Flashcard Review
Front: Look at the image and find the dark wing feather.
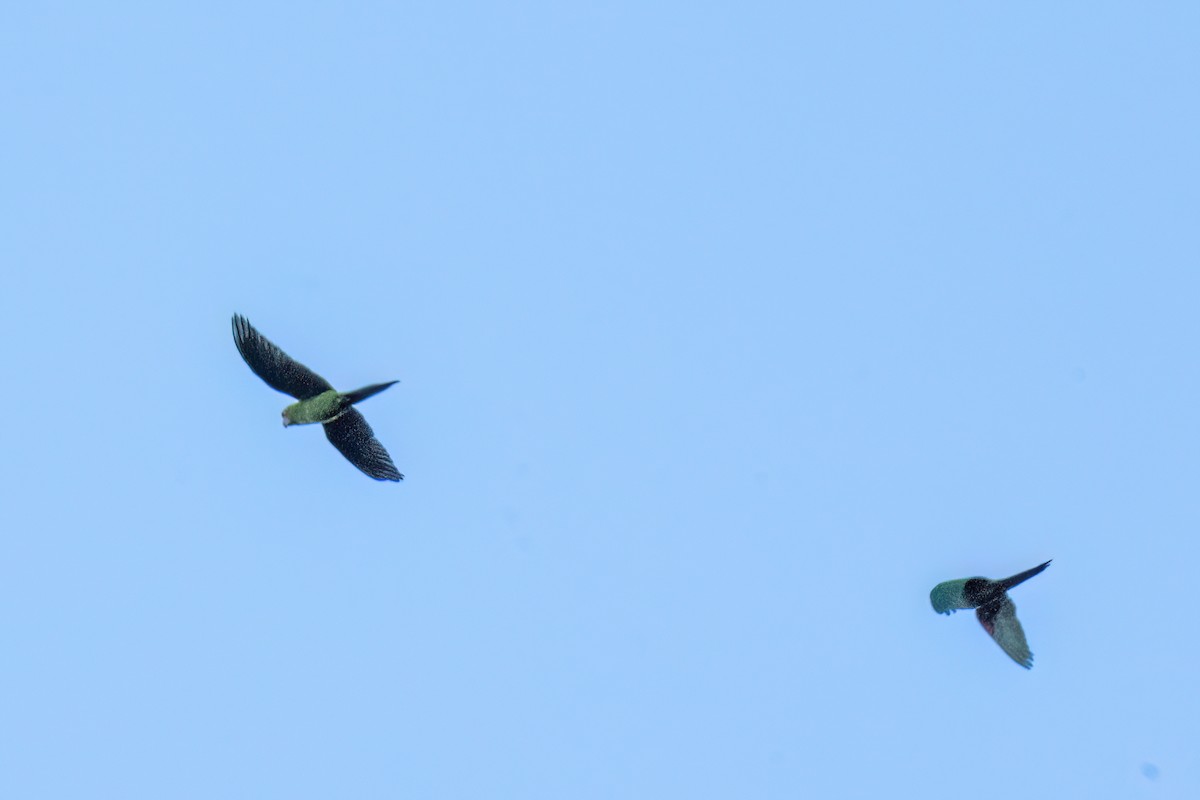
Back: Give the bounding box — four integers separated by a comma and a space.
323, 408, 403, 481
977, 596, 1033, 668
232, 314, 333, 400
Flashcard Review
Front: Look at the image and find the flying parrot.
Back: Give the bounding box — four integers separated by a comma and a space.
232, 313, 403, 481
930, 561, 1051, 668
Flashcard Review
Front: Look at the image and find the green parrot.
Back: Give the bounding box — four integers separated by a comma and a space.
232, 314, 403, 481
930, 560, 1050, 668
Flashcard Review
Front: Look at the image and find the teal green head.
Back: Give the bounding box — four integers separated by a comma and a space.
282, 403, 301, 427
930, 579, 971, 614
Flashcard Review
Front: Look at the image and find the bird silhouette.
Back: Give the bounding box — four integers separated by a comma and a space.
232, 314, 403, 481
930, 561, 1050, 668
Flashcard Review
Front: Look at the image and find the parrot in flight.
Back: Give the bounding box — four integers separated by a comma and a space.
232, 313, 403, 481
930, 560, 1050, 668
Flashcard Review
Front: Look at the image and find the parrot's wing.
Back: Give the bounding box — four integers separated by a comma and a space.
232, 314, 334, 400
324, 408, 403, 481
976, 595, 1033, 668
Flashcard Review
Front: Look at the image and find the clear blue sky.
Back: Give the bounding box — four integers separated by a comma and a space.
2, 3, 1197, 797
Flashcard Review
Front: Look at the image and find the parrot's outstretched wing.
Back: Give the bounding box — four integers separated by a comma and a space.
977, 596, 1033, 668
232, 314, 333, 400
324, 409, 403, 481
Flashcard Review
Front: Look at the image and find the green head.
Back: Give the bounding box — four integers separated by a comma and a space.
930, 579, 971, 614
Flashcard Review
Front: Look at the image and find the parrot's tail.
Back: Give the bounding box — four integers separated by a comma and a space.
998, 560, 1051, 592
344, 381, 399, 405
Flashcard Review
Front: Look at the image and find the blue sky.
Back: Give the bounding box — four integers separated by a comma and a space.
2, 3, 1198, 797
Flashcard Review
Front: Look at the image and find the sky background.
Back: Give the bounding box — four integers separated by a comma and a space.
2, 3, 1198, 798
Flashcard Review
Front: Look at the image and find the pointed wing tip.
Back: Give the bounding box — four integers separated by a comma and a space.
376, 461, 403, 481
231, 314, 256, 350
350, 458, 403, 482
232, 315, 334, 399
324, 409, 404, 482
342, 457, 404, 482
